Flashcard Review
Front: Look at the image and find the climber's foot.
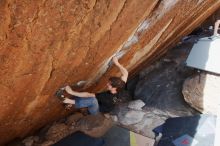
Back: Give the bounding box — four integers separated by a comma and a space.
55, 88, 65, 101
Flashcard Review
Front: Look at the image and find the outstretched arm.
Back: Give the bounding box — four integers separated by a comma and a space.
64, 86, 95, 98
214, 20, 220, 36
112, 56, 128, 83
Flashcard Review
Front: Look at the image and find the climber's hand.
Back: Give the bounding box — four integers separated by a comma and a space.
112, 56, 119, 65
214, 20, 220, 36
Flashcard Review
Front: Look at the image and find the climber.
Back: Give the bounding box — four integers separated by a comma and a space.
58, 56, 128, 115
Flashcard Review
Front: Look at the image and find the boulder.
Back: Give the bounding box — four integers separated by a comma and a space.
66, 113, 84, 126
1, 0, 220, 144
133, 112, 165, 138
115, 104, 166, 138
22, 136, 39, 146
45, 123, 71, 142
119, 110, 146, 125
25, 114, 113, 145
116, 37, 201, 138
134, 43, 198, 117
128, 100, 145, 110
182, 73, 220, 115
76, 114, 113, 138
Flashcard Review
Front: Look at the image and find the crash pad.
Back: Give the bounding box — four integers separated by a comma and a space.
157, 114, 217, 146
53, 131, 104, 146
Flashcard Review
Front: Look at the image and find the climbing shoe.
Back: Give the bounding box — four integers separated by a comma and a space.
55, 88, 65, 101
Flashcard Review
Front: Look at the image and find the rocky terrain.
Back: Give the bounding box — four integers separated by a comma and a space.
8, 32, 215, 146
1, 0, 220, 144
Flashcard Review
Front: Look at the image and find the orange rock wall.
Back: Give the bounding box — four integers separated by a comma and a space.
0, 0, 220, 144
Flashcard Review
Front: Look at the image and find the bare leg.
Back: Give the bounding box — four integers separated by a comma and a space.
63, 98, 75, 104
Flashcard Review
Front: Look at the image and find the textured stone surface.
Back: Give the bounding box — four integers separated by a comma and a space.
12, 113, 112, 146
45, 123, 71, 141
119, 110, 145, 125
133, 112, 166, 138
182, 73, 220, 115
66, 112, 84, 126
22, 136, 39, 146
134, 41, 198, 117
0, 0, 220, 144
114, 104, 167, 138
78, 114, 113, 138
111, 36, 202, 138
128, 99, 145, 110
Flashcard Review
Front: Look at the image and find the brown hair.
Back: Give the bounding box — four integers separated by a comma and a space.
109, 77, 125, 92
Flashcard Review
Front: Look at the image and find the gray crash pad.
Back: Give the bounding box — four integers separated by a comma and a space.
186, 35, 220, 74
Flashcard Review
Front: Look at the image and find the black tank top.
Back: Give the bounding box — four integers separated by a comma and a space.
95, 91, 119, 113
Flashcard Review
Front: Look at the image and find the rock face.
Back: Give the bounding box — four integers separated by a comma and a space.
0, 0, 220, 144
113, 39, 200, 138
133, 41, 198, 117
16, 113, 112, 146
119, 110, 146, 125
182, 73, 220, 115
128, 99, 145, 110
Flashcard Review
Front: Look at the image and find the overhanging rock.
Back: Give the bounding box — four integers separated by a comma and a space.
0, 0, 220, 144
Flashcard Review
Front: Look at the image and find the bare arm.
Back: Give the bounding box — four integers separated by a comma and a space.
64, 86, 95, 98
214, 20, 220, 36
112, 56, 128, 83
